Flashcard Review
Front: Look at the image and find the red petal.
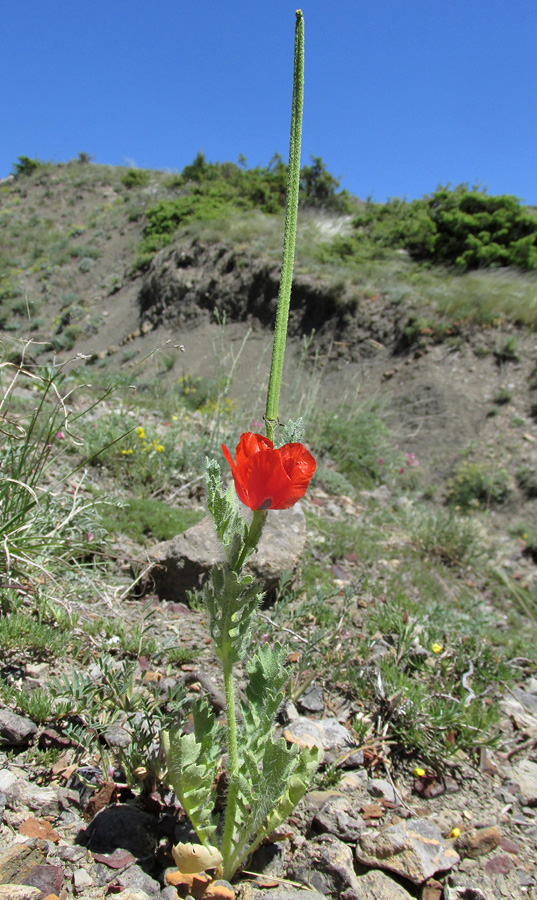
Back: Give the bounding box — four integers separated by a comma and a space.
235, 432, 273, 473
222, 442, 249, 506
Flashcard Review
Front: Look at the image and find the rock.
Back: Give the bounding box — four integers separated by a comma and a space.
368, 777, 398, 804
21, 864, 64, 897
444, 884, 491, 900
19, 816, 60, 843
313, 795, 365, 842
103, 723, 132, 748
258, 891, 327, 900
0, 709, 37, 745
114, 892, 151, 900
297, 684, 324, 713
161, 889, 180, 900
288, 833, 363, 900
204, 880, 235, 899
499, 696, 537, 732
420, 878, 444, 900
283, 716, 354, 763
78, 803, 160, 857
0, 839, 47, 883
118, 863, 161, 895
149, 505, 306, 602
73, 867, 93, 893
510, 759, 537, 806
508, 687, 537, 715
354, 869, 415, 899
483, 853, 515, 875
91, 848, 136, 869
0, 888, 41, 900
356, 817, 460, 884
454, 825, 502, 859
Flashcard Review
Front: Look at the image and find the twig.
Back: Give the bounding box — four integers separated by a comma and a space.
257, 610, 310, 645
461, 660, 476, 707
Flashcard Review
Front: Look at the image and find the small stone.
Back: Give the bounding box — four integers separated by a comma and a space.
368, 777, 398, 804
420, 878, 444, 900
484, 854, 515, 875
499, 837, 520, 853
161, 889, 180, 900
288, 833, 363, 899
57, 845, 88, 863
0, 709, 38, 745
204, 879, 235, 899
313, 795, 365, 842
21, 864, 64, 897
73, 868, 94, 893
118, 862, 161, 895
455, 825, 502, 859
0, 840, 47, 883
92, 847, 135, 869
510, 759, 537, 806
356, 817, 460, 884
114, 892, 151, 900
355, 869, 415, 899
297, 684, 324, 713
19, 816, 60, 843
259, 892, 326, 900
0, 888, 41, 899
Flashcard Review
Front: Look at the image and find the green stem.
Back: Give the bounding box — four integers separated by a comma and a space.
265, 10, 304, 444
220, 646, 239, 872
233, 508, 267, 572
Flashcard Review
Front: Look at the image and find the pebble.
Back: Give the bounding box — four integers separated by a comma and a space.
73, 867, 94, 892
368, 777, 398, 804
454, 825, 502, 859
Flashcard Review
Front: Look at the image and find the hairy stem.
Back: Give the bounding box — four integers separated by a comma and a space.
220, 646, 239, 873
265, 10, 304, 443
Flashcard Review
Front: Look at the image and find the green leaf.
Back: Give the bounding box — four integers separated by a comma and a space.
203, 565, 263, 664
205, 458, 246, 565
161, 699, 220, 845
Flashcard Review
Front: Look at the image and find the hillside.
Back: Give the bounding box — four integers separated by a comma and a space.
1, 159, 537, 899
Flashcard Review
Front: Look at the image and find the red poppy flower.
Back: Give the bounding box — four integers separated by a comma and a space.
222, 432, 316, 510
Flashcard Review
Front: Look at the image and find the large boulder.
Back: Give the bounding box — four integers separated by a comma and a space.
148, 504, 306, 603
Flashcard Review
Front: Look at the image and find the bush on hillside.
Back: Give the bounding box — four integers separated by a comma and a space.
12, 156, 46, 177
353, 185, 537, 270
136, 152, 349, 266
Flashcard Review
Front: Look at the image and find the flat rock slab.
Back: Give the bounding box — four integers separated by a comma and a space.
149, 505, 305, 602
0, 709, 37, 746
356, 817, 460, 884
510, 759, 537, 806
0, 839, 48, 884
0, 888, 41, 900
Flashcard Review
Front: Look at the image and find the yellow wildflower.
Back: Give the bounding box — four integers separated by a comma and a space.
413, 767, 426, 777
431, 642, 443, 654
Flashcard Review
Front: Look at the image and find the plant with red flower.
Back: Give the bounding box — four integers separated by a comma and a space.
222, 432, 316, 511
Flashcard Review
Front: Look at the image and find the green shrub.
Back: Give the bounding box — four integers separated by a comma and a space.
12, 156, 45, 177
312, 405, 400, 488
447, 460, 511, 508
351, 186, 537, 271
121, 168, 150, 189
516, 466, 537, 499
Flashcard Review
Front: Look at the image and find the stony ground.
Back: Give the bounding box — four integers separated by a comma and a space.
1, 165, 537, 899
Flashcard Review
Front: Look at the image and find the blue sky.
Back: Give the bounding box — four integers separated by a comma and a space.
2, 0, 536, 203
